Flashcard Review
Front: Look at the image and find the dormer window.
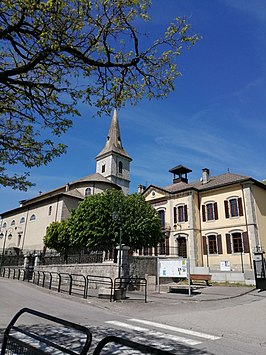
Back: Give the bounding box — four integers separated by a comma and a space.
102, 164, 105, 173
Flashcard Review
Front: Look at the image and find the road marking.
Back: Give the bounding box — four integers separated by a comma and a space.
105, 320, 202, 346
129, 319, 220, 340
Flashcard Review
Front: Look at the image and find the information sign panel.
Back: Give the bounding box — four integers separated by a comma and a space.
159, 259, 188, 278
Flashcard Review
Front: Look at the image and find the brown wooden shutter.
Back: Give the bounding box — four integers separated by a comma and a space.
184, 205, 188, 222
214, 202, 219, 220
202, 205, 206, 222
243, 232, 250, 253
226, 233, 232, 254
217, 234, 223, 254
238, 197, 243, 216
224, 200, 229, 218
173, 207, 177, 224
202, 236, 207, 255
165, 237, 169, 255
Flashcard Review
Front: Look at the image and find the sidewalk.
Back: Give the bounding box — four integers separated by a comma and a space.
146, 284, 257, 303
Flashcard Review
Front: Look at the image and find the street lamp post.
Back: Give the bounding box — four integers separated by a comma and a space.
112, 212, 123, 280
0, 228, 13, 271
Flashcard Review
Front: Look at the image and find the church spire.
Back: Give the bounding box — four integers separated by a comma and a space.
95, 109, 132, 195
96, 109, 131, 160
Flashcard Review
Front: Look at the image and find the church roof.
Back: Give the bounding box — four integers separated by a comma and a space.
96, 109, 131, 160
1, 173, 120, 215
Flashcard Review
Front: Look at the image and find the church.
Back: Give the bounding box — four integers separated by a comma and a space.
0, 110, 132, 251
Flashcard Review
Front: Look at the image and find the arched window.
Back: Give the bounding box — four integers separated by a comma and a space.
3, 222, 7, 228
20, 217, 25, 224
118, 161, 123, 174
85, 188, 91, 196
11, 220, 15, 226
30, 214, 36, 221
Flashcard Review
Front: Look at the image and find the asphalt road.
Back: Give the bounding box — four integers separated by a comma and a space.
1, 278, 266, 354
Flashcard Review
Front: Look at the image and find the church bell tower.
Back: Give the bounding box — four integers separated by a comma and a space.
95, 109, 132, 195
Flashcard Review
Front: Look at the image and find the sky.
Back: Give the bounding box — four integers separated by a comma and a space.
1, 0, 266, 213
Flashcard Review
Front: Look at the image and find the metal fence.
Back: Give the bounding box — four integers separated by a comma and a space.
1, 267, 147, 303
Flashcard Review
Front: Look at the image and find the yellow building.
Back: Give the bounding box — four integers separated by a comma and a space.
143, 165, 266, 282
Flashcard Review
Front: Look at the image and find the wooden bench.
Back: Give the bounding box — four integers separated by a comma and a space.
190, 274, 212, 286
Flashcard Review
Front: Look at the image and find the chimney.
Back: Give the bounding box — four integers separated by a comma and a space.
65, 183, 70, 192
202, 168, 210, 184
138, 184, 146, 194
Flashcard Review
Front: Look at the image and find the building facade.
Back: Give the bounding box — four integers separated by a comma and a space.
143, 165, 266, 276
0, 110, 131, 252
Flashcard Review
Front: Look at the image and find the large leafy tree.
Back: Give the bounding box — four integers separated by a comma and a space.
66, 189, 163, 250
0, 0, 199, 190
43, 220, 72, 261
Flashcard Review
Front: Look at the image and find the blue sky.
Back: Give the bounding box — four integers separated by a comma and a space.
1, 0, 266, 213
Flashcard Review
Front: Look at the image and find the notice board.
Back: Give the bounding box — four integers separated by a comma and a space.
159, 259, 188, 278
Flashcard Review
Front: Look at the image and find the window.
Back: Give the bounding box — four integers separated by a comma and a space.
85, 188, 91, 197
11, 220, 15, 226
17, 233, 22, 247
118, 161, 123, 174
3, 222, 7, 228
48, 206, 52, 216
202, 234, 222, 255
224, 197, 243, 218
226, 231, 249, 254
30, 214, 36, 221
102, 164, 105, 173
232, 233, 242, 252
20, 217, 25, 224
173, 204, 188, 223
202, 202, 218, 221
158, 210, 165, 229
177, 237, 187, 258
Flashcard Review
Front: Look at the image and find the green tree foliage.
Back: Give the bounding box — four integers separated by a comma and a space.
43, 220, 71, 260
66, 189, 163, 250
0, 0, 199, 190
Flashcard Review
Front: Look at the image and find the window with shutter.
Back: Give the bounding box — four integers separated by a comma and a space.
203, 202, 218, 221
208, 235, 217, 254
232, 232, 243, 252
225, 197, 244, 218
174, 205, 187, 223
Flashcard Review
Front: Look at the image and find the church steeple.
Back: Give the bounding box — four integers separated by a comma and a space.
96, 108, 131, 160
96, 109, 132, 195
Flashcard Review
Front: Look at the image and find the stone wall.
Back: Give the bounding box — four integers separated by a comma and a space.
35, 262, 119, 280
